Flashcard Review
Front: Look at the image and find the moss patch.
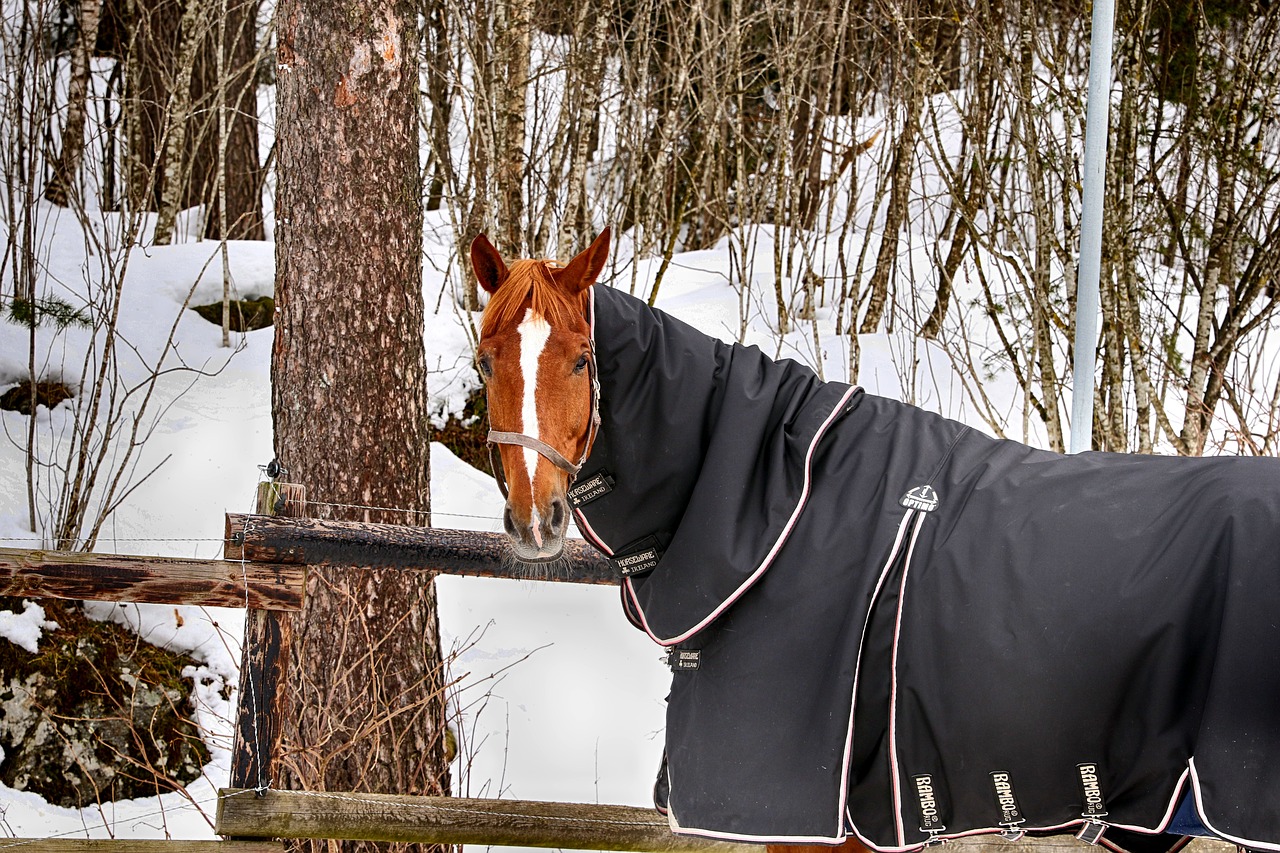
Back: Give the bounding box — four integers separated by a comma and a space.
0, 597, 211, 807
0, 380, 74, 414
191, 295, 275, 331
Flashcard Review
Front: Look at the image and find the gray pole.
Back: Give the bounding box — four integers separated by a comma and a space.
1068, 0, 1117, 454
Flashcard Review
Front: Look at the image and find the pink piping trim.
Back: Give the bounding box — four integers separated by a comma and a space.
627, 383, 860, 647
668, 816, 846, 846
887, 513, 927, 846
836, 510, 921, 838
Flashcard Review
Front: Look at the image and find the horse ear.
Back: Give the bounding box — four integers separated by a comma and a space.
553, 227, 611, 293
470, 233, 507, 295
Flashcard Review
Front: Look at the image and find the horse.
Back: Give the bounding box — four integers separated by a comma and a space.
471, 230, 1280, 853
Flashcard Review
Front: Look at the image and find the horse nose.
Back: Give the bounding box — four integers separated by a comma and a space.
503, 505, 520, 540
548, 497, 567, 533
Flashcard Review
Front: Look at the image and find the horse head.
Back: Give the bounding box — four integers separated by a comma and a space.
471, 229, 611, 563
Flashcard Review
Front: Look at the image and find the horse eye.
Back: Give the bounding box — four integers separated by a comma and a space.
478, 356, 493, 379
574, 354, 589, 374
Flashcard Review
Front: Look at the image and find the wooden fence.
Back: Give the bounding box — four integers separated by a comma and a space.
0, 481, 748, 853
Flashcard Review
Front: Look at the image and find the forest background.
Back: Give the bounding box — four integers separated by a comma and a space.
1, 0, 1279, 847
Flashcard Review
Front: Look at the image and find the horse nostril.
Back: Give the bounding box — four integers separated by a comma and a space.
549, 498, 567, 532
503, 505, 519, 539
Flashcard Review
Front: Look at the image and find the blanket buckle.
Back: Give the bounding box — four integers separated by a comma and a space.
1077, 820, 1107, 846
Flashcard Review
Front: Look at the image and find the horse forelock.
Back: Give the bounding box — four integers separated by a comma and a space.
480, 259, 589, 340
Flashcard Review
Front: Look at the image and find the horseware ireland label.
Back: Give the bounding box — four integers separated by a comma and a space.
1076, 763, 1109, 817
610, 537, 662, 576
913, 774, 947, 834
568, 470, 614, 506
900, 484, 940, 512
667, 649, 701, 671
990, 772, 1025, 827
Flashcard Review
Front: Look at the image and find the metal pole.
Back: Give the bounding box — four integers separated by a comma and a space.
1069, 0, 1117, 454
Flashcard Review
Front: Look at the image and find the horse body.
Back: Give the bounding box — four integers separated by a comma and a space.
474, 233, 1280, 853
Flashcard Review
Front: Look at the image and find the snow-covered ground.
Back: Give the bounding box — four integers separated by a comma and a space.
0, 174, 1027, 848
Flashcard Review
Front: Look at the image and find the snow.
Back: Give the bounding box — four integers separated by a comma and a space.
0, 601, 58, 654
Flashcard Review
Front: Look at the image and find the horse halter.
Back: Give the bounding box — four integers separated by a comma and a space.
486, 342, 602, 501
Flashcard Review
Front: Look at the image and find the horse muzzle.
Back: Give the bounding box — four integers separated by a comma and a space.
502, 495, 570, 563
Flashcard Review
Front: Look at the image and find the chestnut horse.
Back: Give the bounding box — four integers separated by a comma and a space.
472, 229, 867, 853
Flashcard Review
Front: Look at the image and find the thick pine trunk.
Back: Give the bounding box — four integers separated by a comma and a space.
273, 2, 449, 851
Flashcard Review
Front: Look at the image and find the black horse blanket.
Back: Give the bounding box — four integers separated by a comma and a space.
571, 285, 1280, 852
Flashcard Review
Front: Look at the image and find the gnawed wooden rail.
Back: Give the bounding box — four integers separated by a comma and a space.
224, 513, 617, 584
0, 547, 306, 610
215, 789, 753, 852
0, 840, 282, 852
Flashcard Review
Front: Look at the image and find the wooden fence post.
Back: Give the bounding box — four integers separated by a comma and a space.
229, 482, 306, 792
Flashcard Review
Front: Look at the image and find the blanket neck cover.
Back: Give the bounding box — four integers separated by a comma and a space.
571, 285, 1280, 853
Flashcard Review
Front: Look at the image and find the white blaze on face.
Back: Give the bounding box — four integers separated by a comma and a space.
517, 309, 551, 543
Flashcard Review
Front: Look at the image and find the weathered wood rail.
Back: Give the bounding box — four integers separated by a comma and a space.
224, 512, 616, 584
0, 841, 281, 852
0, 547, 305, 610
215, 789, 751, 852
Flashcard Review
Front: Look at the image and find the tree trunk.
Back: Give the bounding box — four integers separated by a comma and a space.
122, 0, 264, 240
199, 0, 265, 240
273, 3, 449, 852
497, 0, 532, 256
860, 39, 923, 334
150, 0, 206, 245
124, 0, 185, 214
44, 0, 102, 207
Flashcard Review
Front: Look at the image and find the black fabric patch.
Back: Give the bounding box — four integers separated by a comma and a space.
1077, 763, 1109, 817
568, 470, 614, 506
610, 536, 662, 577
990, 771, 1025, 827
912, 774, 946, 834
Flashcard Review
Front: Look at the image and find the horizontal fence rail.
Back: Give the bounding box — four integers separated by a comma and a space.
215, 789, 753, 852
0, 841, 282, 852
224, 513, 617, 584
0, 547, 306, 610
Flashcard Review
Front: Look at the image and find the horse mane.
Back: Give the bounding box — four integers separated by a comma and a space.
480, 259, 589, 338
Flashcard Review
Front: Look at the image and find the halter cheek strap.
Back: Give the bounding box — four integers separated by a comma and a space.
487, 288, 601, 500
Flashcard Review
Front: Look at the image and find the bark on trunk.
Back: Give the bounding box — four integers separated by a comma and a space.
273, 3, 449, 851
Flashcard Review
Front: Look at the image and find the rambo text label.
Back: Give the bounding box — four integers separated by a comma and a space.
913, 774, 946, 834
